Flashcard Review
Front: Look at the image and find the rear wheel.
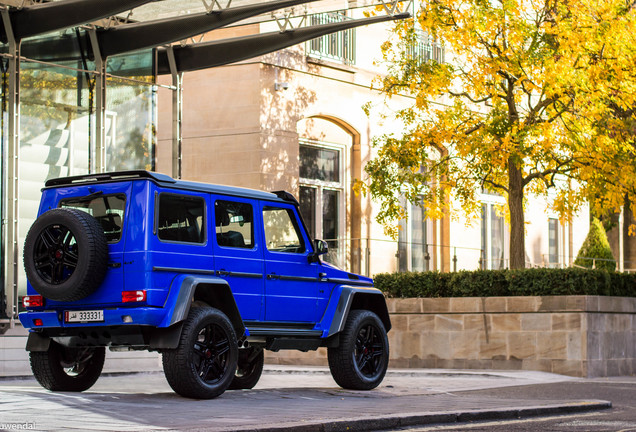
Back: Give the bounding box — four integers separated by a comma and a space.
162, 307, 238, 399
328, 310, 389, 390
30, 342, 105, 392
229, 347, 264, 390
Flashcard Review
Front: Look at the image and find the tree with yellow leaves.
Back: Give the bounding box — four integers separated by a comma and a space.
361, 0, 636, 269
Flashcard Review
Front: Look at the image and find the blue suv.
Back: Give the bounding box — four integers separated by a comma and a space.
19, 171, 391, 399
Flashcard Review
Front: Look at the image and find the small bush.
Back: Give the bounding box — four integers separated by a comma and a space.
574, 218, 616, 272
374, 268, 636, 298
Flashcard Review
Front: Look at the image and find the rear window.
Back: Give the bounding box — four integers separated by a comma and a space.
157, 194, 206, 244
60, 194, 126, 243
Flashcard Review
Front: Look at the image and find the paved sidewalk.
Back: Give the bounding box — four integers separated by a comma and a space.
0, 367, 610, 432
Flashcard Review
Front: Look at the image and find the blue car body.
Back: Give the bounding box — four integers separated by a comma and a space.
19, 171, 389, 352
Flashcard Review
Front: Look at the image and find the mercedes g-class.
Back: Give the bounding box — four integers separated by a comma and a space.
19, 171, 390, 399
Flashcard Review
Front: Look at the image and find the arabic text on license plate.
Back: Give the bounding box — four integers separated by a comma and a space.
65, 310, 104, 322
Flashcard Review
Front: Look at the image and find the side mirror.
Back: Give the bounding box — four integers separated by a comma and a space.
314, 239, 328, 255
308, 239, 328, 263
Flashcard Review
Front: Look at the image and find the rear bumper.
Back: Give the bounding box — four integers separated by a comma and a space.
19, 307, 168, 330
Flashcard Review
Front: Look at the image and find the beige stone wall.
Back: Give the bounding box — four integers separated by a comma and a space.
266, 296, 636, 377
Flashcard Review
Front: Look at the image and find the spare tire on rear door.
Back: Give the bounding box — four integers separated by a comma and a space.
23, 208, 109, 302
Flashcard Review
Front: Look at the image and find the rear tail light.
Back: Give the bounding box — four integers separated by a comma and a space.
23, 295, 44, 308
122, 290, 147, 303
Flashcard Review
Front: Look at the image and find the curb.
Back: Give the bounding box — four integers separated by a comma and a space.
225, 400, 612, 432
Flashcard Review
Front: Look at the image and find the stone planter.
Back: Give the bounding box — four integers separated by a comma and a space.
265, 296, 636, 377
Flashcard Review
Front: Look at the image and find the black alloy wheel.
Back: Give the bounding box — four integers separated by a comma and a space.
328, 309, 389, 390
163, 307, 238, 399
354, 322, 385, 379
193, 322, 232, 385
33, 224, 79, 285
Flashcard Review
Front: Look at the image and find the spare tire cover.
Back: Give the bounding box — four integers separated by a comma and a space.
23, 208, 109, 302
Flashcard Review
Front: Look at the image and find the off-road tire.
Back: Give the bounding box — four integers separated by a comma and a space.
229, 347, 264, 390
29, 342, 105, 392
162, 307, 238, 399
328, 309, 389, 390
24, 208, 108, 302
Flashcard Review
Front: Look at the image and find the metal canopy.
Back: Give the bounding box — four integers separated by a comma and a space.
96, 0, 322, 59
156, 12, 410, 74
0, 0, 154, 43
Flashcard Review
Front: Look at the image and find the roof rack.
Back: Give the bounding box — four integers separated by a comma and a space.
44, 170, 176, 187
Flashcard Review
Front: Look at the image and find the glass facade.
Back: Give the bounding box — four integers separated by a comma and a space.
1, 28, 157, 318
105, 50, 156, 171
105, 75, 155, 171
0, 63, 5, 317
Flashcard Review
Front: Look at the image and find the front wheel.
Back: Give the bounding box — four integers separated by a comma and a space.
328, 310, 389, 390
162, 307, 238, 399
29, 342, 105, 392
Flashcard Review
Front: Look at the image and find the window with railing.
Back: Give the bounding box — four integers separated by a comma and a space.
481, 203, 506, 270
548, 218, 560, 268
306, 12, 356, 65
398, 198, 430, 272
409, 30, 445, 64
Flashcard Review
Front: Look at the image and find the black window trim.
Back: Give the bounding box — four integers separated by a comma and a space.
155, 191, 208, 246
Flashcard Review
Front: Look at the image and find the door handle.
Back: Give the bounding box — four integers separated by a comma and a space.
267, 273, 280, 280
216, 270, 230, 276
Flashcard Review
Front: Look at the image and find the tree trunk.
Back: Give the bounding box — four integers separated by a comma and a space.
508, 158, 525, 269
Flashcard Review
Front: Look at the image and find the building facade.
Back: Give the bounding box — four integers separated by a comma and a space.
155, 7, 594, 278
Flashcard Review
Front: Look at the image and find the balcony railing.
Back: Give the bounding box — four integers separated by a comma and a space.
409, 31, 445, 64
306, 12, 356, 65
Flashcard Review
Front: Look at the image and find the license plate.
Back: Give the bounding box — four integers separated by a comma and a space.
65, 310, 104, 323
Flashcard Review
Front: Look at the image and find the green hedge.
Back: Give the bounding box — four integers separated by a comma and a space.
374, 268, 636, 298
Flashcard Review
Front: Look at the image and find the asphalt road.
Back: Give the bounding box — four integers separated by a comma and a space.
391, 378, 636, 431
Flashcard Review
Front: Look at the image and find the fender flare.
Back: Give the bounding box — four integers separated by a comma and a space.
325, 286, 391, 337
160, 274, 245, 337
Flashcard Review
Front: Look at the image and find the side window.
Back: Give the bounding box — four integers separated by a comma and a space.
157, 194, 205, 244
60, 194, 126, 243
262, 206, 305, 253
215, 200, 254, 249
